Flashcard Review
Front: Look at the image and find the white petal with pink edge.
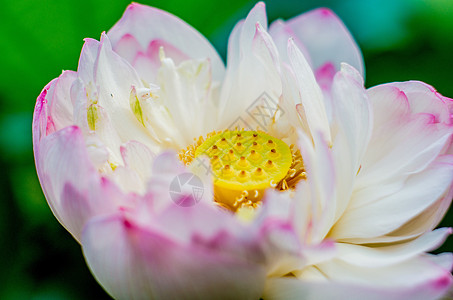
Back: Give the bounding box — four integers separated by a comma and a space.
283, 7, 364, 76
107, 3, 225, 81
82, 206, 266, 300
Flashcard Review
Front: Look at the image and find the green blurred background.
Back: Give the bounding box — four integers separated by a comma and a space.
0, 0, 452, 299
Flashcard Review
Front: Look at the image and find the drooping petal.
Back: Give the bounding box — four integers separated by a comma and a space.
107, 3, 225, 81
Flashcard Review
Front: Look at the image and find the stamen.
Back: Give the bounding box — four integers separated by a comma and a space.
178, 130, 306, 211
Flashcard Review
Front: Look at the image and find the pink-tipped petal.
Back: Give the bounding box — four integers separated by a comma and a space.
112, 33, 142, 64
264, 267, 452, 300
385, 81, 452, 125
332, 156, 453, 240
285, 8, 364, 76
82, 210, 266, 299
107, 3, 224, 81
240, 2, 268, 54
218, 4, 281, 131
314, 256, 452, 298
33, 79, 57, 161
47, 70, 77, 131
357, 84, 452, 189
269, 19, 312, 66
77, 33, 160, 153
36, 126, 121, 241
77, 38, 101, 86
146, 39, 189, 67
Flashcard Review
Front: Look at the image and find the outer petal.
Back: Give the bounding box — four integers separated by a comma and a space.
331, 81, 453, 241
331, 155, 453, 239
36, 126, 125, 241
282, 8, 364, 76
33, 79, 57, 161
315, 256, 452, 292
384, 81, 452, 125
82, 207, 266, 300
335, 228, 452, 268
357, 83, 452, 189
264, 265, 452, 300
107, 3, 225, 81
47, 70, 77, 131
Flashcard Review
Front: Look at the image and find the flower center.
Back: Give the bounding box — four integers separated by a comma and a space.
180, 130, 306, 211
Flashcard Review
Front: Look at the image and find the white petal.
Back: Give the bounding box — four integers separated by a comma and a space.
331, 156, 453, 239
336, 228, 452, 267
288, 39, 331, 144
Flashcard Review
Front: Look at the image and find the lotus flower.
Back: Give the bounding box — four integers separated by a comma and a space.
33, 2, 453, 299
